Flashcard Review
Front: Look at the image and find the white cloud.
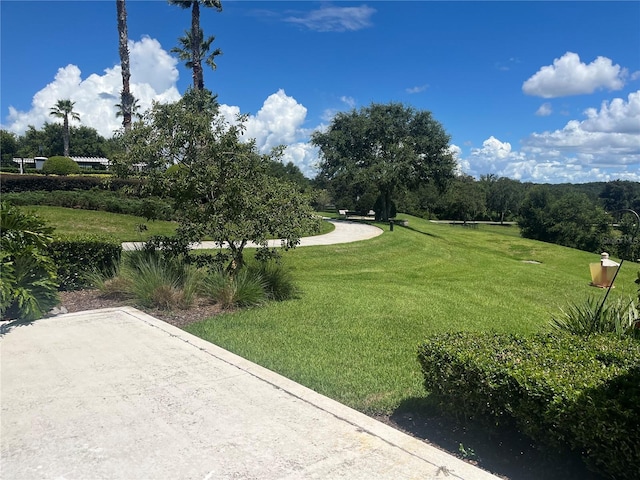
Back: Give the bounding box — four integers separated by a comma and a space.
522, 52, 627, 98
457, 93, 640, 183
221, 89, 320, 177
406, 85, 428, 94
581, 91, 640, 134
535, 102, 552, 116
340, 96, 356, 108
2, 36, 181, 138
284, 5, 375, 32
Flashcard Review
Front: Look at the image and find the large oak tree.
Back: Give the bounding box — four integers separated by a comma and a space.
312, 102, 455, 221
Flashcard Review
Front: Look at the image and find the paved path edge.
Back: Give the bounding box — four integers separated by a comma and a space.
74, 306, 499, 480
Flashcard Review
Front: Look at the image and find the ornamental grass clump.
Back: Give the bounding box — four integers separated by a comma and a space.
550, 294, 640, 339
201, 267, 266, 309
247, 261, 300, 301
91, 250, 204, 310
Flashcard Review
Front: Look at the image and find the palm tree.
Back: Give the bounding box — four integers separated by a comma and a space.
115, 97, 143, 121
49, 99, 80, 157
171, 28, 222, 88
116, 0, 133, 131
168, 0, 222, 90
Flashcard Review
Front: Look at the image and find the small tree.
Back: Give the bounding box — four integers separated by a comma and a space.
114, 88, 320, 272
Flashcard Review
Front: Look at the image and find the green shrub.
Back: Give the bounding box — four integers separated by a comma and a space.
41, 156, 81, 175
248, 261, 300, 301
2, 190, 175, 220
48, 235, 122, 291
550, 294, 640, 339
202, 267, 266, 308
0, 174, 142, 193
417, 332, 640, 479
0, 202, 59, 320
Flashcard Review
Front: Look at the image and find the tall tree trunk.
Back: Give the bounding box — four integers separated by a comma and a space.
63, 115, 70, 157
383, 189, 392, 222
117, 0, 132, 131
191, 1, 203, 90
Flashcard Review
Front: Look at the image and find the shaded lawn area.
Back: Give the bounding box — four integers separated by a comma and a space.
185, 215, 638, 415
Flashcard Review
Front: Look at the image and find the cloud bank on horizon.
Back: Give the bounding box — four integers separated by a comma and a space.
2, 33, 638, 182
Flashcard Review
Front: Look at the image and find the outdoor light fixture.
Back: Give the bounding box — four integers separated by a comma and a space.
590, 209, 640, 331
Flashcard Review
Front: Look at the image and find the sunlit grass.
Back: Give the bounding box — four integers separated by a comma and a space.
186, 214, 639, 414
22, 206, 176, 242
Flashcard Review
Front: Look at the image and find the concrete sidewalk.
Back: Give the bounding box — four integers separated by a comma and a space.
122, 219, 384, 251
1, 308, 499, 480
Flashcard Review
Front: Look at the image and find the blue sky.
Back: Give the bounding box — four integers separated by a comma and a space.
1, 1, 639, 183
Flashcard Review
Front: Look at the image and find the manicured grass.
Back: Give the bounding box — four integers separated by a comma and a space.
21, 206, 176, 242
19, 206, 332, 242
185, 214, 639, 415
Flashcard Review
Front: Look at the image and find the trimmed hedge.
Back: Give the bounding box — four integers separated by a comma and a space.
417, 332, 640, 480
42, 156, 80, 175
0, 174, 142, 193
48, 235, 122, 291
2, 190, 175, 221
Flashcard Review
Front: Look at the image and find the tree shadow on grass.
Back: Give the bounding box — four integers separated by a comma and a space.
399, 224, 441, 239
382, 397, 604, 480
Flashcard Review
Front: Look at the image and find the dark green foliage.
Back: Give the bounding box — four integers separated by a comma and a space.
0, 202, 59, 320
373, 194, 396, 221
15, 123, 111, 158
0, 174, 141, 193
518, 186, 611, 253
115, 87, 320, 273
248, 261, 300, 301
3, 190, 174, 220
312, 102, 455, 221
48, 235, 122, 291
417, 332, 640, 479
1, 129, 18, 164
41, 156, 81, 175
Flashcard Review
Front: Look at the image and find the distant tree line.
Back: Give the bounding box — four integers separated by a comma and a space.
1, 125, 118, 164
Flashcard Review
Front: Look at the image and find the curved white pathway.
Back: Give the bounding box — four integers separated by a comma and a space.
122, 219, 383, 251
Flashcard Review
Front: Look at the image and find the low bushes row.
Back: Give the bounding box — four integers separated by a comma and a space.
48, 235, 122, 291
417, 331, 640, 479
3, 190, 175, 221
0, 174, 141, 193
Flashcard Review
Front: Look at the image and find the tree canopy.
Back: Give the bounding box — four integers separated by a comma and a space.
518, 186, 612, 253
312, 102, 455, 220
113, 88, 320, 271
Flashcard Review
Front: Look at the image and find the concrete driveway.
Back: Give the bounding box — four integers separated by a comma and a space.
1, 307, 499, 480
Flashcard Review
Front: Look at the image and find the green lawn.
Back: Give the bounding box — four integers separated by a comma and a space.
19, 206, 333, 242
22, 205, 177, 242
185, 214, 639, 415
